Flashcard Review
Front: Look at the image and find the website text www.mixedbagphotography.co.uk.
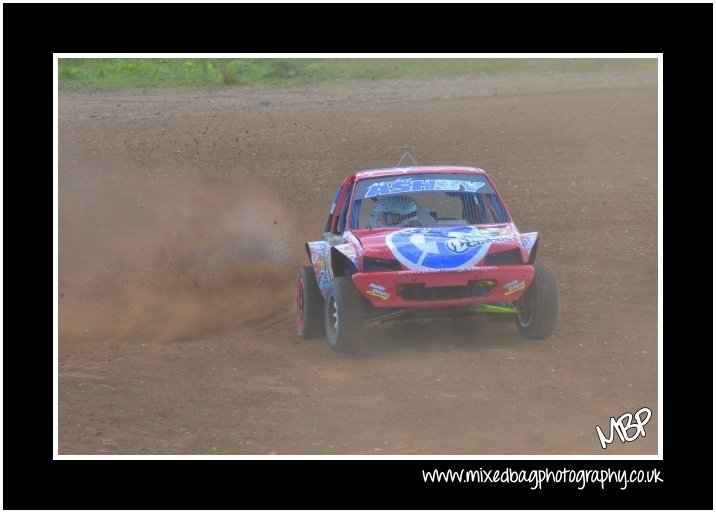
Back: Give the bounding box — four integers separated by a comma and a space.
422, 467, 663, 491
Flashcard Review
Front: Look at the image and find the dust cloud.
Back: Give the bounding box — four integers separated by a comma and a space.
59, 171, 298, 344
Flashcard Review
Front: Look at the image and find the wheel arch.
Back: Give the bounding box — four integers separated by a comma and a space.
520, 232, 539, 264
330, 245, 358, 278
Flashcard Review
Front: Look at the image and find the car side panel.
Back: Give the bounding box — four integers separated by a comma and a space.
306, 241, 332, 297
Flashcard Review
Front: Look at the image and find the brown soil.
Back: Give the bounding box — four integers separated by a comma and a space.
58, 67, 658, 455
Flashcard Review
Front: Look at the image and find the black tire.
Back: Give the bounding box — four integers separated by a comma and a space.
297, 266, 325, 339
516, 264, 558, 340
324, 277, 365, 353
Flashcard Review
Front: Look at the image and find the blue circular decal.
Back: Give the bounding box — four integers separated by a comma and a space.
385, 227, 498, 270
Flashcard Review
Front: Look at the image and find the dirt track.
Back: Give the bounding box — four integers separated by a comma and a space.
58, 66, 658, 455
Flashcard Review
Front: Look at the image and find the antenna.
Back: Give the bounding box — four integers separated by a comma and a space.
397, 151, 418, 167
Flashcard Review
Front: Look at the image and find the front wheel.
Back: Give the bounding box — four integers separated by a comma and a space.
297, 266, 325, 339
516, 264, 558, 340
325, 277, 365, 353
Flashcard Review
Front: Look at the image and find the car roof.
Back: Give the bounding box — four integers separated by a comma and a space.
354, 165, 487, 180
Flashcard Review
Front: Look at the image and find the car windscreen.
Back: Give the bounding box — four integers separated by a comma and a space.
354, 173, 496, 199
351, 174, 508, 229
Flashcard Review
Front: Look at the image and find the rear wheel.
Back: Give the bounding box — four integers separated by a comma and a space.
297, 266, 325, 338
325, 277, 365, 353
516, 264, 558, 340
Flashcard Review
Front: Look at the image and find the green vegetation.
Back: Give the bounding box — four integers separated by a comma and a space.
58, 58, 655, 91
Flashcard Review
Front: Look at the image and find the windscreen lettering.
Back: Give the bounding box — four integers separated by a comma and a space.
365, 178, 485, 198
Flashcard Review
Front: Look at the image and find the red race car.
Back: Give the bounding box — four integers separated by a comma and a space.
297, 164, 558, 353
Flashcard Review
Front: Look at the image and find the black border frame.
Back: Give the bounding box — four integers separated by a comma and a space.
3, 2, 712, 509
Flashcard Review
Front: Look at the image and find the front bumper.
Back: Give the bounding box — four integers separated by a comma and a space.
352, 265, 535, 308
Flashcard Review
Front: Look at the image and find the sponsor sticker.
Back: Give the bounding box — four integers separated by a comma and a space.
386, 226, 504, 271
365, 178, 485, 198
366, 282, 391, 300
503, 279, 526, 295
398, 265, 498, 275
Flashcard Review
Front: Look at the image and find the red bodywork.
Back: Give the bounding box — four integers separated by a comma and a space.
306, 166, 539, 312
